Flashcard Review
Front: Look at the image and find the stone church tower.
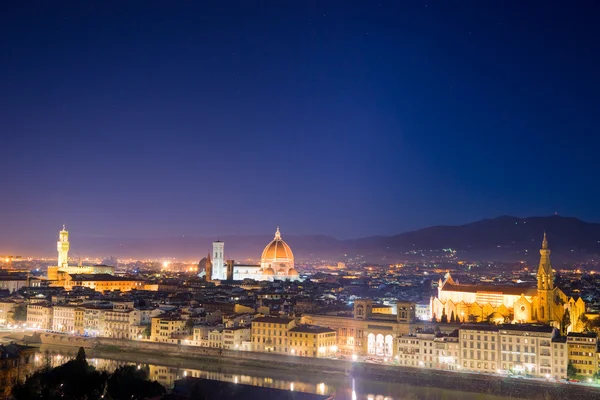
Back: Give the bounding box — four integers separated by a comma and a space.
536, 232, 554, 323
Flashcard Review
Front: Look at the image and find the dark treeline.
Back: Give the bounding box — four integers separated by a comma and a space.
12, 347, 165, 400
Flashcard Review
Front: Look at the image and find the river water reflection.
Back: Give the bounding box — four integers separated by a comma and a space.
32, 350, 513, 400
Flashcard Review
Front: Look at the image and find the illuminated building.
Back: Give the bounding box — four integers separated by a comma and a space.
47, 226, 114, 283
288, 325, 337, 358
259, 227, 298, 280
26, 303, 53, 330
64, 274, 144, 292
567, 332, 598, 378
101, 302, 135, 339
431, 234, 586, 332
304, 300, 422, 357
208, 328, 223, 348
0, 301, 16, 325
212, 241, 225, 280
397, 330, 460, 370
57, 225, 69, 268
150, 315, 187, 342
222, 326, 251, 350
250, 316, 337, 358
52, 305, 81, 333
206, 227, 301, 282
251, 316, 295, 353
83, 306, 105, 336
458, 324, 568, 379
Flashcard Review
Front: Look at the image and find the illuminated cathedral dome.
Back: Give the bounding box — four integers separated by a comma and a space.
287, 267, 299, 276
261, 227, 295, 279
261, 227, 293, 261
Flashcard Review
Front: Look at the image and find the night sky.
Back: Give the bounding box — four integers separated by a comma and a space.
2, 1, 600, 253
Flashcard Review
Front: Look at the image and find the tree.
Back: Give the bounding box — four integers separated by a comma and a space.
567, 361, 577, 379
505, 311, 514, 324
185, 318, 195, 334
75, 347, 86, 364
107, 365, 165, 400
12, 351, 106, 400
562, 309, 571, 335
440, 309, 448, 324
13, 356, 165, 400
468, 314, 478, 323
13, 303, 27, 322
579, 314, 591, 332
143, 325, 152, 339
450, 311, 455, 324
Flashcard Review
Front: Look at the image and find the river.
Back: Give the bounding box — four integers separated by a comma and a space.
29, 347, 515, 400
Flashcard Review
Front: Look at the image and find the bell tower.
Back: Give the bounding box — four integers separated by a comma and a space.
212, 241, 224, 280
537, 232, 554, 322
57, 225, 69, 268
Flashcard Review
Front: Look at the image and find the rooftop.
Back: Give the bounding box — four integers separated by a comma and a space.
442, 282, 538, 296
290, 325, 336, 334
69, 274, 142, 282
252, 316, 294, 324
567, 332, 598, 338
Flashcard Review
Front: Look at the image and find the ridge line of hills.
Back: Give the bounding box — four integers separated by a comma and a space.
18, 215, 600, 263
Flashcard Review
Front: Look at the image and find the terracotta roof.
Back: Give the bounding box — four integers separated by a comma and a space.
252, 316, 294, 324
442, 282, 537, 296
290, 325, 336, 334
69, 274, 142, 282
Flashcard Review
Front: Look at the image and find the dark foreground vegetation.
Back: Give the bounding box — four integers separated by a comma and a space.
12, 347, 165, 400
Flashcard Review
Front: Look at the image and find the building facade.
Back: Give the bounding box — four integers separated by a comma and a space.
251, 316, 295, 354
567, 332, 598, 378
431, 234, 586, 332
26, 303, 53, 330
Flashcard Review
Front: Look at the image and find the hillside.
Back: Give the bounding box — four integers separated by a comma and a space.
57, 215, 600, 263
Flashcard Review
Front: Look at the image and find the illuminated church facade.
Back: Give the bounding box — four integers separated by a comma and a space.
202, 227, 300, 282
431, 233, 586, 333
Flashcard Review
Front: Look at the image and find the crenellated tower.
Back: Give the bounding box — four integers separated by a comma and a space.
57, 225, 69, 268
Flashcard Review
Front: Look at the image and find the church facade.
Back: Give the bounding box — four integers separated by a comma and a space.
201, 227, 300, 282
431, 233, 585, 333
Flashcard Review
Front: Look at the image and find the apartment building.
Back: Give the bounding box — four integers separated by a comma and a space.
551, 337, 568, 379
208, 328, 223, 348
26, 303, 53, 330
459, 324, 567, 379
222, 326, 251, 350
251, 316, 295, 354
498, 324, 560, 378
83, 306, 107, 336
288, 325, 337, 358
0, 301, 17, 325
567, 332, 598, 378
460, 325, 499, 374
397, 331, 460, 370
150, 315, 187, 342
52, 305, 79, 333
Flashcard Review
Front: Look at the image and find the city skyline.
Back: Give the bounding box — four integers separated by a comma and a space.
2, 2, 600, 245
3, 214, 600, 261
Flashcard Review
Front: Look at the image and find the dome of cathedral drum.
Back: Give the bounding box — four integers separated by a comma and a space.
260, 227, 297, 280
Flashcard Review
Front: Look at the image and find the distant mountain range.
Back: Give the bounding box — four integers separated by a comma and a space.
49, 215, 600, 264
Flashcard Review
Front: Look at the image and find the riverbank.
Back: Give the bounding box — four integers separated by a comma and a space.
8, 332, 600, 400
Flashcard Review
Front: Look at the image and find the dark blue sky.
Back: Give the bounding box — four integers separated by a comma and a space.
1, 1, 599, 252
